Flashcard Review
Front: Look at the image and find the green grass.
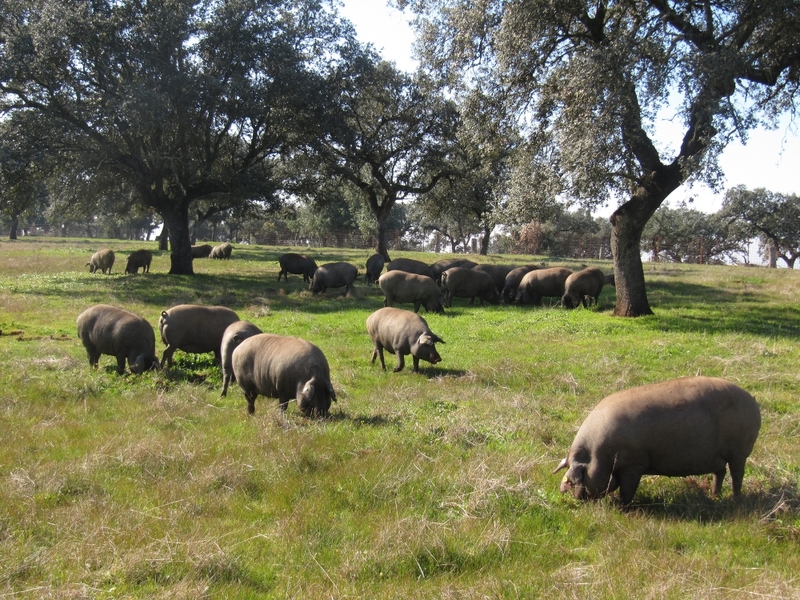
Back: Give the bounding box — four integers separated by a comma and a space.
1, 238, 799, 598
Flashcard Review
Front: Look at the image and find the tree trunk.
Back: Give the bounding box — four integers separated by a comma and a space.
610, 200, 660, 317
370, 192, 395, 262
161, 205, 194, 275
480, 224, 491, 255
158, 227, 169, 251
9, 214, 18, 240
769, 242, 777, 268
375, 217, 391, 262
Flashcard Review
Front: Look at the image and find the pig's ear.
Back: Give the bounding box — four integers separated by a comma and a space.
431, 333, 445, 344
418, 334, 435, 346
552, 457, 569, 474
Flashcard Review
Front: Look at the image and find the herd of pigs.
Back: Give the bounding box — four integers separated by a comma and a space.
85, 242, 234, 275
75, 249, 762, 507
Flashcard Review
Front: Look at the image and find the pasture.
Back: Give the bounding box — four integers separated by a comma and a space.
1, 237, 799, 599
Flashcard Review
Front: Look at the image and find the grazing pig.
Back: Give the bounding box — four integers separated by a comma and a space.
516, 267, 572, 306
471, 264, 515, 293
366, 307, 444, 373
86, 249, 115, 274
76, 304, 159, 375
378, 270, 446, 314
220, 320, 263, 397
431, 258, 477, 284
210, 242, 233, 259
553, 376, 761, 506
278, 253, 318, 283
191, 244, 213, 258
385, 257, 434, 279
562, 267, 606, 309
231, 333, 336, 416
158, 304, 240, 368
502, 266, 538, 304
309, 262, 358, 295
125, 249, 153, 274
441, 267, 500, 307
365, 253, 386, 285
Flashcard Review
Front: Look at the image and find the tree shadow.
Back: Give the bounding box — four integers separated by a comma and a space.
627, 479, 800, 523
324, 412, 402, 427
641, 278, 800, 338
425, 367, 469, 378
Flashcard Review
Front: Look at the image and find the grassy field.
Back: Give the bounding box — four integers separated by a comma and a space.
1, 237, 799, 599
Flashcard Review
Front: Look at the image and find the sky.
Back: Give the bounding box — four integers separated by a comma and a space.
338, 0, 800, 217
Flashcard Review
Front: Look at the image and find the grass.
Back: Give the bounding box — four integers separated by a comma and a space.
1, 237, 799, 598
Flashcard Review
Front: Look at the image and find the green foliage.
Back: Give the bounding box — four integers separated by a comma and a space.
413, 88, 520, 254
1, 238, 800, 597
642, 204, 750, 264
403, 0, 800, 315
721, 186, 800, 268
300, 48, 461, 257
0, 0, 353, 271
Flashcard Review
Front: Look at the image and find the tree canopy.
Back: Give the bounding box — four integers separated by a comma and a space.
401, 0, 800, 315
0, 0, 351, 273
296, 46, 460, 260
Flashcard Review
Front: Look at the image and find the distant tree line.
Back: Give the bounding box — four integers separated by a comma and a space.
5, 183, 796, 267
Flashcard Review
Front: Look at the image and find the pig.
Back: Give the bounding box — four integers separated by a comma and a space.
191, 244, 213, 258
562, 267, 606, 309
366, 307, 444, 373
378, 270, 446, 314
365, 253, 386, 285
125, 249, 153, 274
309, 262, 358, 295
210, 242, 233, 259
605, 272, 615, 287
231, 333, 336, 416
516, 267, 572, 306
220, 320, 263, 397
278, 253, 318, 283
158, 304, 240, 368
76, 304, 159, 375
385, 257, 434, 279
440, 267, 500, 307
553, 376, 761, 506
470, 264, 515, 293
502, 266, 539, 304
431, 258, 477, 284
86, 249, 115, 274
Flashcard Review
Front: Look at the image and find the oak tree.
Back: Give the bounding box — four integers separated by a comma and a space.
402, 0, 800, 315
0, 0, 346, 273
721, 186, 800, 268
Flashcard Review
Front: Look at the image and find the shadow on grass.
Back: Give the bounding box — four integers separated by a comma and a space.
325, 412, 402, 427
426, 367, 469, 378
628, 480, 800, 523
22, 263, 800, 340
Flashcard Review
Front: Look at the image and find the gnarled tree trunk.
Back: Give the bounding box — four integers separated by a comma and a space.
161, 204, 194, 275
610, 168, 681, 317
375, 217, 391, 262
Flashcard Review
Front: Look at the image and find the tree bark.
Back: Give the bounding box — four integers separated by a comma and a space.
9, 214, 18, 240
610, 192, 667, 317
480, 223, 490, 255
375, 216, 391, 261
161, 205, 194, 275
369, 189, 396, 262
158, 228, 169, 251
